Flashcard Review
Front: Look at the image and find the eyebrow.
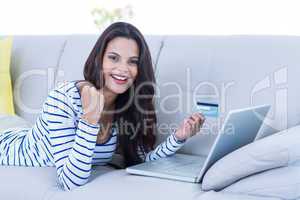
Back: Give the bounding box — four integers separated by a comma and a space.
107, 51, 139, 59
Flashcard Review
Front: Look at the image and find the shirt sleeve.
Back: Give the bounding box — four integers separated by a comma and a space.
137, 129, 186, 162
43, 87, 100, 191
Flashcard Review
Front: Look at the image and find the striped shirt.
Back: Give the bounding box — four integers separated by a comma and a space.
0, 80, 186, 191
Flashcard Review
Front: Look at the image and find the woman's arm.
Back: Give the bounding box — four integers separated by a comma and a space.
146, 130, 186, 161
137, 130, 186, 162
137, 113, 205, 162
44, 90, 99, 191
43, 86, 101, 191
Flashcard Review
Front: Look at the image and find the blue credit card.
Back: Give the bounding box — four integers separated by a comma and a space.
196, 102, 219, 118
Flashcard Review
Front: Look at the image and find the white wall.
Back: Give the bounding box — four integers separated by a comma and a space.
1, 0, 300, 35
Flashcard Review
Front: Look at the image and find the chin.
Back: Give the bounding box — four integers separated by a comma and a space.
108, 79, 134, 94
107, 84, 131, 94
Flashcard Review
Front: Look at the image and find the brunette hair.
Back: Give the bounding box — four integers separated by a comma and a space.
82, 22, 156, 167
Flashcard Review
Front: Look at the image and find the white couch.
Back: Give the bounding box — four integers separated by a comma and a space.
1, 35, 300, 199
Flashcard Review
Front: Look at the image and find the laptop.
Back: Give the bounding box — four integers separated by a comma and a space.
126, 104, 271, 183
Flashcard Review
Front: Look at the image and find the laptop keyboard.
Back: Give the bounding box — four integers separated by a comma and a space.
134, 154, 206, 177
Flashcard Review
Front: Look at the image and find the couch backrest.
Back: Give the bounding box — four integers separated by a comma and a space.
10, 35, 163, 123
10, 35, 67, 123
155, 35, 300, 156
10, 35, 300, 156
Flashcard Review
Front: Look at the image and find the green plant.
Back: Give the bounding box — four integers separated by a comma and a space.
91, 5, 133, 30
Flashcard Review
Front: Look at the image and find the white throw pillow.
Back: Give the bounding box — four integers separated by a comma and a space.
223, 161, 300, 200
201, 125, 300, 191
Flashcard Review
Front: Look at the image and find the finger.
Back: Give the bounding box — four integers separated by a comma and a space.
196, 115, 204, 128
189, 114, 200, 126
81, 85, 90, 99
188, 116, 199, 134
189, 115, 202, 134
194, 113, 205, 127
90, 87, 99, 111
186, 118, 197, 135
187, 117, 197, 128
84, 95, 93, 114
189, 114, 200, 124
82, 86, 91, 113
87, 87, 98, 114
197, 112, 206, 122
186, 119, 195, 136
95, 88, 105, 111
194, 112, 205, 121
183, 119, 192, 135
194, 121, 202, 133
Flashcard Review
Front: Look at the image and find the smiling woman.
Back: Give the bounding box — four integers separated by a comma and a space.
0, 22, 205, 191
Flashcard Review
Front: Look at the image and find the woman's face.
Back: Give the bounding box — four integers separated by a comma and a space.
102, 37, 139, 94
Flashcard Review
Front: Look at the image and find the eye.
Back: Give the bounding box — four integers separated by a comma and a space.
108, 55, 118, 62
129, 59, 139, 65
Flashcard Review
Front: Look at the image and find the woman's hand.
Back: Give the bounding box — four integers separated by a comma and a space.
81, 85, 105, 125
174, 113, 205, 141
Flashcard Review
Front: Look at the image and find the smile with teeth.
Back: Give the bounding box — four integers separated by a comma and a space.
111, 74, 128, 82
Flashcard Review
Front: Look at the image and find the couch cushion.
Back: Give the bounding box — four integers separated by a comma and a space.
201, 125, 300, 191
0, 165, 115, 200
50, 170, 202, 200
0, 165, 204, 200
10, 36, 67, 124
196, 190, 281, 200
0, 166, 58, 200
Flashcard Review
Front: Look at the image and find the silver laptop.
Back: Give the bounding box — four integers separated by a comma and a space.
126, 104, 271, 183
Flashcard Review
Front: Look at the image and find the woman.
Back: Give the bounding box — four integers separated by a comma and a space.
0, 22, 205, 191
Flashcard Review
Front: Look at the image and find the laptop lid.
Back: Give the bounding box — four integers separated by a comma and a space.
195, 104, 271, 183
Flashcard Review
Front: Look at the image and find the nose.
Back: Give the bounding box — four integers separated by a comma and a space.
116, 60, 130, 74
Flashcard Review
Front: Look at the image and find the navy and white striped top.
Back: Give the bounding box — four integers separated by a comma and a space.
0, 80, 186, 191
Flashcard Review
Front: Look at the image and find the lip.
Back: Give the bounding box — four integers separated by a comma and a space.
111, 74, 128, 85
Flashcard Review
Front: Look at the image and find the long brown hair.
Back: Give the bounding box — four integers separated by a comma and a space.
83, 22, 156, 167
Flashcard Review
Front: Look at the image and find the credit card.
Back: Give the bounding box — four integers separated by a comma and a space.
196, 102, 219, 118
